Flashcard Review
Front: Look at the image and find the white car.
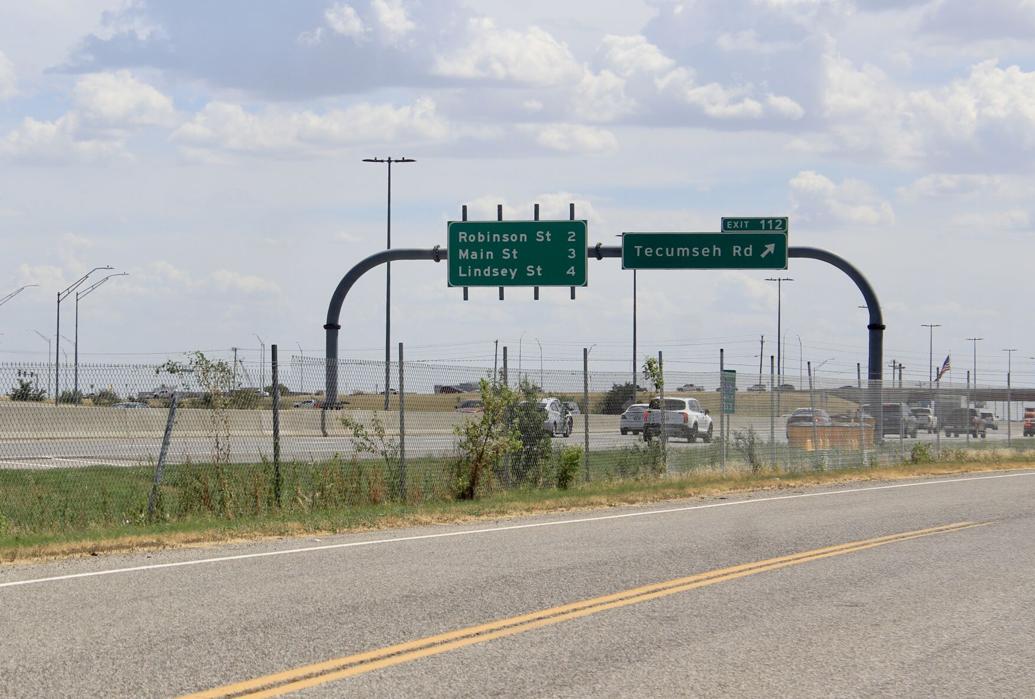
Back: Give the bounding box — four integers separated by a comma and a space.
620, 403, 649, 435
523, 397, 572, 438
644, 397, 714, 443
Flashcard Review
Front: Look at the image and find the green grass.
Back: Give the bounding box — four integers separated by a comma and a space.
3, 441, 1034, 561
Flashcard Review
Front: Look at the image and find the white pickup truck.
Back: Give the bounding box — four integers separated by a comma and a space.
643, 397, 714, 443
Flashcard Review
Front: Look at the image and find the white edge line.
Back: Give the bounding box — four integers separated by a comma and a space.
2, 470, 1032, 590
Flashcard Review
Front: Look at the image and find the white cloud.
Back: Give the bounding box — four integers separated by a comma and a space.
0, 50, 15, 101
715, 30, 799, 54
73, 70, 177, 127
372, 0, 415, 41
17, 263, 65, 290
0, 113, 125, 163
951, 208, 1030, 229
173, 97, 449, 157
574, 69, 636, 122
433, 18, 581, 86
325, 3, 366, 38
598, 35, 675, 77
656, 68, 764, 119
211, 269, 281, 295
897, 174, 1001, 199
529, 124, 619, 155
789, 171, 895, 226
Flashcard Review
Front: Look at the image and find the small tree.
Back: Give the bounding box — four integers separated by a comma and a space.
506, 378, 552, 487
93, 389, 119, 406
642, 356, 663, 394
597, 382, 636, 415
452, 378, 521, 499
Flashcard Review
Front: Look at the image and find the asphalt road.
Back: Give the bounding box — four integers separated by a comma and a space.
2, 470, 1034, 697
0, 420, 1027, 469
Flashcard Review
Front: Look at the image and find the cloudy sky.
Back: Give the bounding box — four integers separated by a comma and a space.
1, 0, 1034, 387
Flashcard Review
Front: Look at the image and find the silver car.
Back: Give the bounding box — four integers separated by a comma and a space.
620, 403, 649, 435
539, 398, 572, 437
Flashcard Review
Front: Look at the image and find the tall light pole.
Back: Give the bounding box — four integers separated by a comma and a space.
0, 284, 38, 308
296, 342, 304, 394
33, 330, 52, 398
1003, 348, 1016, 445
254, 334, 265, 392
765, 277, 793, 386
618, 234, 637, 394
75, 273, 128, 396
966, 337, 982, 400
56, 266, 113, 403
921, 324, 941, 389
363, 156, 416, 410
535, 337, 543, 390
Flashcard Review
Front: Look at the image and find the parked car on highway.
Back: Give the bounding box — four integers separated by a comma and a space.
777, 383, 796, 391
1024, 407, 1035, 437
943, 407, 985, 438
785, 408, 832, 439
978, 410, 998, 430
539, 397, 572, 437
676, 383, 703, 392
562, 401, 581, 415
910, 406, 938, 434
644, 397, 712, 443
619, 403, 649, 435
112, 401, 148, 409
292, 399, 317, 409
747, 383, 767, 392
862, 403, 919, 437
455, 399, 484, 414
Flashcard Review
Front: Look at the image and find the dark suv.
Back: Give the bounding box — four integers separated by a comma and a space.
944, 407, 986, 438
863, 403, 918, 437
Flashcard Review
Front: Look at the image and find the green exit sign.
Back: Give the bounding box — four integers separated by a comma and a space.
447, 220, 588, 287
721, 217, 788, 232
622, 232, 788, 270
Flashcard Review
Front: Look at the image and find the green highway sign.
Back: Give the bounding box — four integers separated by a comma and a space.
621, 232, 788, 270
721, 217, 788, 232
721, 369, 736, 414
448, 220, 588, 287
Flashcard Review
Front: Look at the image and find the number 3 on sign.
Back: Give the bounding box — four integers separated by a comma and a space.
568, 248, 577, 258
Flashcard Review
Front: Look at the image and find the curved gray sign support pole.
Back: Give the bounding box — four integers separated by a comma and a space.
323, 244, 884, 436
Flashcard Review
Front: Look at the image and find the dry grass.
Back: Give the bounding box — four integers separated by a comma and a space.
4, 460, 1031, 565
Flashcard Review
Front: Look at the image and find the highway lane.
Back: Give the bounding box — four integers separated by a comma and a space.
1, 470, 1034, 697
1, 419, 1027, 469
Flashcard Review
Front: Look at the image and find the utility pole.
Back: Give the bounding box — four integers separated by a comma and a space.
232, 347, 239, 388
255, 334, 265, 392
296, 342, 304, 394
757, 334, 764, 386
56, 266, 113, 403
536, 337, 543, 391
765, 277, 793, 387
1004, 348, 1016, 446
921, 324, 941, 390
363, 156, 416, 410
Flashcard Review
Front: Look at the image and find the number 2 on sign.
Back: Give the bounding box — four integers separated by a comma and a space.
568, 231, 577, 242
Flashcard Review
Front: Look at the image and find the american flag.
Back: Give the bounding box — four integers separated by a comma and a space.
936, 354, 951, 381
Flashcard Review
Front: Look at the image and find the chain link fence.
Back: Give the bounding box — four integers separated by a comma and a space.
2, 350, 1032, 538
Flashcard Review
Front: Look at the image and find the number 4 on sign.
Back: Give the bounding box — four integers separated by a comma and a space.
566, 266, 575, 276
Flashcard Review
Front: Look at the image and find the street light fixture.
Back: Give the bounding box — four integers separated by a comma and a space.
363, 156, 416, 410
75, 272, 128, 395
32, 330, 52, 398
0, 284, 38, 308
56, 266, 113, 403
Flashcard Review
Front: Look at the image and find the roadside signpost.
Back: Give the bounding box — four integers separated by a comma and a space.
621, 232, 788, 270
721, 217, 788, 232
448, 220, 588, 287
721, 369, 737, 414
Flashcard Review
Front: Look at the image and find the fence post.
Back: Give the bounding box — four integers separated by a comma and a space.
147, 392, 179, 521
272, 344, 282, 507
502, 346, 510, 488
502, 346, 508, 387
720, 349, 726, 470
808, 362, 818, 456
658, 350, 667, 471
583, 346, 590, 482
769, 355, 776, 467
399, 341, 406, 501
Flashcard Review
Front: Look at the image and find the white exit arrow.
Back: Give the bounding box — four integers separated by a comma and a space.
761, 243, 776, 258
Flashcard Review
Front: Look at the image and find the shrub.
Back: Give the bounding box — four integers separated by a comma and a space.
909, 442, 934, 464
597, 382, 636, 415
452, 379, 520, 499
505, 379, 553, 487
732, 427, 763, 473
9, 378, 46, 402
92, 389, 119, 406
58, 389, 82, 405
556, 446, 582, 489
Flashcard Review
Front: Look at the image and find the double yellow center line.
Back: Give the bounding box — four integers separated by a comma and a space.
184, 521, 981, 698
